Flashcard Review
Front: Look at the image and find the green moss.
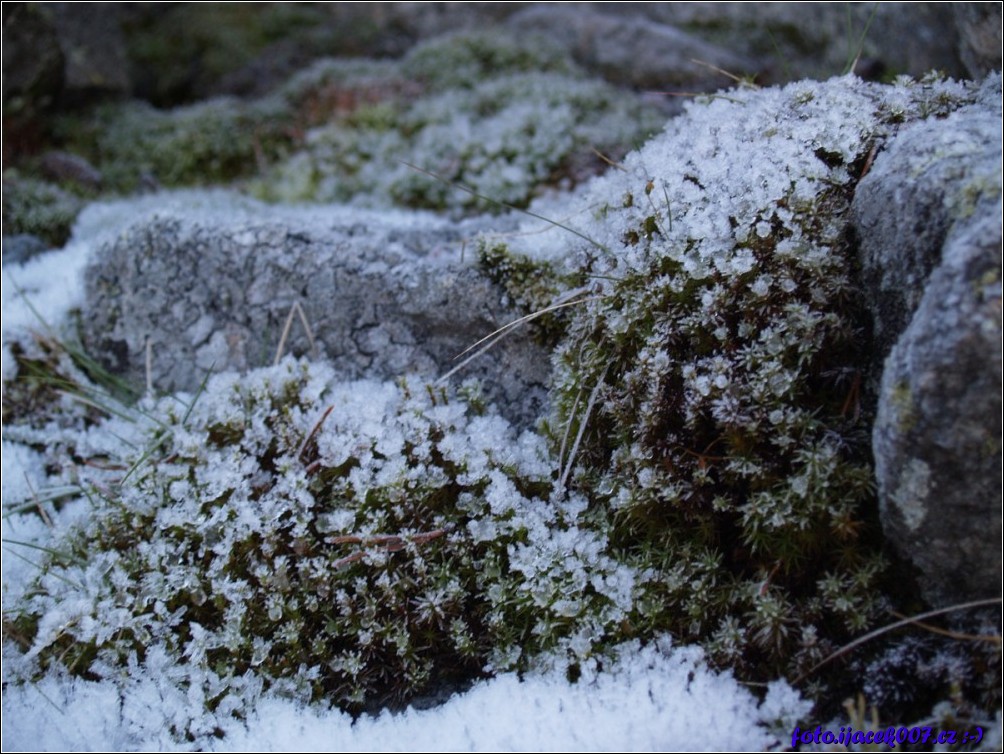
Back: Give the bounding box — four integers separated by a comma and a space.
404, 30, 577, 92
1, 174, 85, 246
549, 176, 887, 684
477, 242, 572, 346
256, 41, 662, 212
9, 361, 635, 718
888, 380, 917, 434
59, 98, 295, 192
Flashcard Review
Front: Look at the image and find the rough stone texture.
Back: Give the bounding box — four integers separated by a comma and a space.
644, 2, 965, 83
853, 77, 1003, 607
505, 6, 760, 90
2, 234, 50, 265
39, 151, 103, 192
41, 2, 129, 100
954, 3, 1003, 79
79, 200, 549, 429
1, 2, 64, 157
853, 80, 1003, 365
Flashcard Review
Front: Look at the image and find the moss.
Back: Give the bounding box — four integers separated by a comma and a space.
8, 360, 637, 718
403, 30, 577, 92
1, 174, 85, 246
255, 40, 663, 212
477, 241, 572, 346
58, 98, 295, 192
548, 177, 886, 686
888, 380, 917, 434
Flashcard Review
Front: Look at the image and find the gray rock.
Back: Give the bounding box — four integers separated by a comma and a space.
854, 77, 1003, 607
2, 234, 50, 265
39, 151, 103, 192
42, 2, 129, 99
505, 6, 760, 90
852, 82, 1003, 365
2, 3, 64, 140
954, 3, 1003, 79
79, 199, 549, 429
645, 2, 965, 83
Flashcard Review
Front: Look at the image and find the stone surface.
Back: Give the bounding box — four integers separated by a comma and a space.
79, 198, 548, 429
1, 2, 64, 157
39, 151, 103, 192
954, 3, 1003, 79
645, 2, 965, 83
2, 234, 50, 265
853, 76, 1003, 607
42, 2, 129, 99
505, 6, 760, 91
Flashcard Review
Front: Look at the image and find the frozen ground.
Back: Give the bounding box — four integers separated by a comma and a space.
1, 193, 809, 751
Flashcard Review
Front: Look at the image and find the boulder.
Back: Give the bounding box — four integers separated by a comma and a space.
954, 3, 1003, 79
505, 6, 760, 90
852, 76, 1003, 607
42, 2, 130, 100
79, 197, 549, 429
644, 2, 965, 83
1, 2, 64, 158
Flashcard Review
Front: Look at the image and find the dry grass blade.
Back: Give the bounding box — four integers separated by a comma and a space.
793, 597, 1003, 684
298, 405, 334, 462
889, 611, 1002, 644
437, 290, 603, 385
688, 57, 758, 88
558, 364, 609, 494
557, 385, 585, 480
591, 147, 628, 172
23, 473, 53, 528
273, 301, 317, 366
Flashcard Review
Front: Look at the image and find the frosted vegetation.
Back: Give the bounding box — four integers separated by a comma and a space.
2, 26, 1000, 749
48, 32, 662, 214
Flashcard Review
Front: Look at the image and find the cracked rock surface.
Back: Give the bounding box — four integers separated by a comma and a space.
80, 197, 550, 429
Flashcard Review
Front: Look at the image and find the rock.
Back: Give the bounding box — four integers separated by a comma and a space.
42, 2, 129, 101
1, 2, 64, 159
954, 3, 1003, 79
644, 2, 965, 83
79, 196, 548, 429
853, 76, 1003, 607
505, 6, 761, 91
2, 234, 50, 265
852, 85, 1003, 361
39, 151, 103, 192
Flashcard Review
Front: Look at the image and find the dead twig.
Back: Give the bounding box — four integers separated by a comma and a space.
298, 405, 334, 463
793, 597, 1003, 685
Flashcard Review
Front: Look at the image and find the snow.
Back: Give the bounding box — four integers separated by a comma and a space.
1, 639, 807, 752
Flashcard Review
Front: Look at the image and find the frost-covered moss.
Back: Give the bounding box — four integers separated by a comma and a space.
404, 30, 576, 92
501, 74, 986, 688
6, 75, 995, 735
59, 97, 295, 192
43, 30, 659, 210
7, 360, 637, 722
2, 175, 85, 246
253, 32, 663, 212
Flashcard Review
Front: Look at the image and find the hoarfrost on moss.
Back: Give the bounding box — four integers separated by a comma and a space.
6, 358, 642, 721
491, 74, 985, 686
